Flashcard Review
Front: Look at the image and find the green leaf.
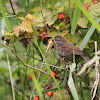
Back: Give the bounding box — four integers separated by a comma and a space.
71, 6, 80, 34
84, 0, 91, 5
78, 16, 88, 28
73, 0, 100, 32
45, 15, 57, 26
88, 2, 100, 19
68, 63, 79, 100
56, 6, 64, 13
79, 17, 100, 51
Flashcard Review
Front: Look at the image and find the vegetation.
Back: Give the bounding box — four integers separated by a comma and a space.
0, 0, 100, 100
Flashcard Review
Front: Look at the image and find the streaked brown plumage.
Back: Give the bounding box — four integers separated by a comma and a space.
54, 35, 87, 62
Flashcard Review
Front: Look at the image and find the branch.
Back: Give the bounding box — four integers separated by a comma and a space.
0, 41, 49, 75
9, 0, 16, 15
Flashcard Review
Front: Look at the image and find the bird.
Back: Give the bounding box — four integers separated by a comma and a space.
53, 35, 88, 63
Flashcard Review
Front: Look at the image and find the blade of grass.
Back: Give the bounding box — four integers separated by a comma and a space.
26, 86, 64, 95
73, 0, 100, 32
68, 0, 72, 25
0, 1, 11, 32
34, 37, 66, 100
79, 17, 100, 51
68, 63, 79, 100
62, 70, 68, 87
32, 72, 44, 100
71, 6, 80, 34
70, 5, 80, 94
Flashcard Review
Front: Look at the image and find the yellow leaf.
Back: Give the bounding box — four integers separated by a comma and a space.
4, 31, 14, 36
27, 14, 35, 19
25, 32, 34, 38
20, 19, 33, 32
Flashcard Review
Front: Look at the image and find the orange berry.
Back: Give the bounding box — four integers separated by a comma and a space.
58, 13, 65, 21
29, 75, 32, 80
83, 4, 88, 10
50, 71, 56, 78
46, 91, 53, 96
33, 96, 39, 100
92, 0, 97, 3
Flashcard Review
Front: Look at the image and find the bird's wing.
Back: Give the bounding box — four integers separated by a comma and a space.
62, 42, 83, 56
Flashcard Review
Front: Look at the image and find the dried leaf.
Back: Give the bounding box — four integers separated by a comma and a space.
13, 26, 20, 37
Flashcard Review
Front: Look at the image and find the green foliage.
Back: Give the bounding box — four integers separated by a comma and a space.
0, 0, 100, 100
88, 2, 100, 18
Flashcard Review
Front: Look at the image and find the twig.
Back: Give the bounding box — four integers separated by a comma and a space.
91, 41, 99, 100
7, 54, 15, 100
78, 76, 99, 99
34, 61, 67, 70
9, 0, 16, 15
0, 41, 49, 75
78, 76, 91, 90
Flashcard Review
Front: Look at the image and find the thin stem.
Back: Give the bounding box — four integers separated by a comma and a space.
9, 0, 16, 15
34, 61, 67, 70
78, 76, 99, 99
7, 54, 15, 100
0, 41, 49, 75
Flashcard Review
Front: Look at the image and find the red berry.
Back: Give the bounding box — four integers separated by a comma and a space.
92, 0, 97, 3
58, 13, 65, 21
85, 68, 88, 72
83, 4, 88, 10
39, 31, 47, 39
50, 71, 56, 78
24, 14, 27, 18
29, 75, 32, 80
46, 91, 53, 96
33, 96, 39, 100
